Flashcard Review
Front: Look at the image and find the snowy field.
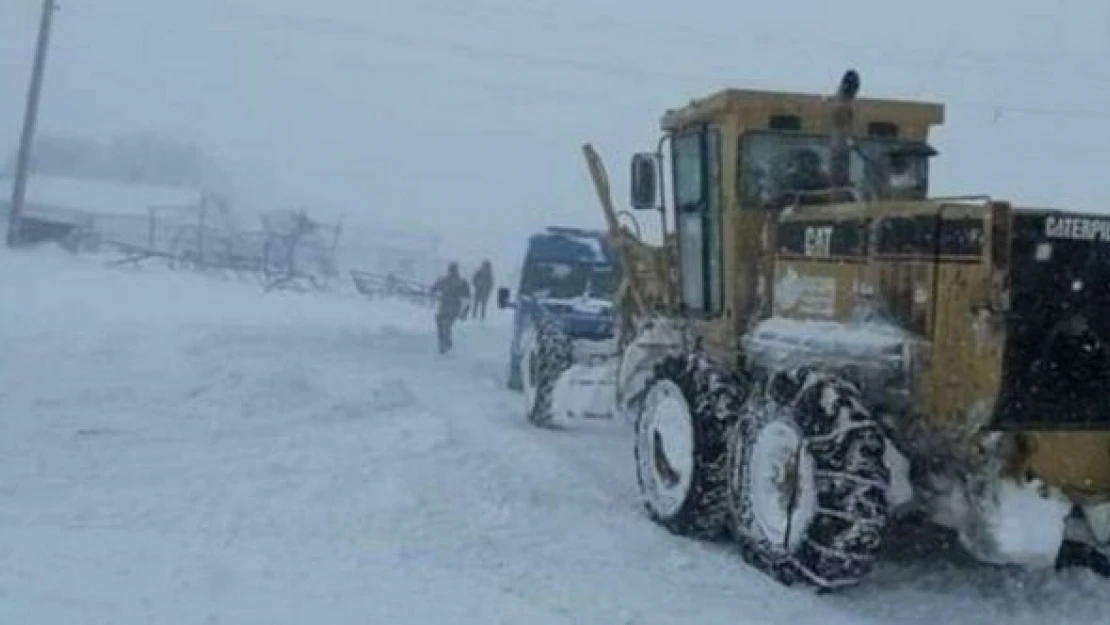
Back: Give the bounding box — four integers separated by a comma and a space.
2, 248, 1109, 624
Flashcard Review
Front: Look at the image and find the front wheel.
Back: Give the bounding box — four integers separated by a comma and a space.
634, 353, 747, 539
726, 368, 890, 590
520, 317, 572, 427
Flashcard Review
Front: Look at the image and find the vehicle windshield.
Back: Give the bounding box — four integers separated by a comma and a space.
521, 260, 615, 300
738, 131, 930, 206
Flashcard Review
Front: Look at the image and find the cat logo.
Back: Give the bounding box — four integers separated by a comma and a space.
804, 226, 833, 257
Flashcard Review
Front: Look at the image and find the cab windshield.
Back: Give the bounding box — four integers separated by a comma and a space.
738, 131, 931, 207
521, 260, 615, 300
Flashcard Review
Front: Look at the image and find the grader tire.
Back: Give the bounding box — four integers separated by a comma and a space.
726, 367, 890, 590
634, 353, 747, 539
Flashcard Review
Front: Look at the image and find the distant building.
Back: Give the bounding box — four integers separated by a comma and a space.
0, 174, 207, 250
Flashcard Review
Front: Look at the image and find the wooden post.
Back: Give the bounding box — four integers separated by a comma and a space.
7, 0, 58, 247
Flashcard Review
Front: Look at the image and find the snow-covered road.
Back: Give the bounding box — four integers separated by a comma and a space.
2, 250, 1108, 624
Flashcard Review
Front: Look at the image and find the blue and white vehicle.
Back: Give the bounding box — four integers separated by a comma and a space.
497, 226, 619, 426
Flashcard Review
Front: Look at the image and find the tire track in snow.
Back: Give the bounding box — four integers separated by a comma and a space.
353, 326, 821, 623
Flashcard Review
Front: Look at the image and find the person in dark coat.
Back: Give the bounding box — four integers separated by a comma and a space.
471, 259, 494, 321
430, 261, 471, 353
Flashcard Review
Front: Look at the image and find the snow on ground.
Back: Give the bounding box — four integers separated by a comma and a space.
1, 247, 1109, 624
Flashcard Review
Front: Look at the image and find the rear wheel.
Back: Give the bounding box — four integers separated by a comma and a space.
634, 354, 746, 539
521, 317, 573, 427
726, 367, 890, 590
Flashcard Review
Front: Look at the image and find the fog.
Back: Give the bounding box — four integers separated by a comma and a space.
3, 0, 1109, 271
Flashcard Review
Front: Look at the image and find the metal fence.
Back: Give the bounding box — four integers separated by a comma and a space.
56, 199, 443, 301
68, 202, 334, 292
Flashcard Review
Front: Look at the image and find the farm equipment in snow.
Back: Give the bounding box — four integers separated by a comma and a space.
351, 270, 436, 307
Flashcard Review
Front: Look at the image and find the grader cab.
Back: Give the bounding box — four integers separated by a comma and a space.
567, 70, 1110, 589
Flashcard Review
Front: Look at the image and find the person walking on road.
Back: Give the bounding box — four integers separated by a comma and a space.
471, 259, 494, 321
430, 261, 471, 354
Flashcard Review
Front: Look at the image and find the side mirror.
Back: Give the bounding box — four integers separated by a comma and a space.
630, 152, 658, 211
497, 287, 514, 309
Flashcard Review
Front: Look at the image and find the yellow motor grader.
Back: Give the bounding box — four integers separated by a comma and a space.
541, 70, 1110, 590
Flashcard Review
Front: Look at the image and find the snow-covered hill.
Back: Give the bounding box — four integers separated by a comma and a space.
1, 249, 1108, 624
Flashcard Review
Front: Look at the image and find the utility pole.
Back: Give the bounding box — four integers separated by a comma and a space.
7, 0, 58, 248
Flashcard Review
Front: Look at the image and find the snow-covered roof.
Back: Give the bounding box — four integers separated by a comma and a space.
0, 174, 204, 219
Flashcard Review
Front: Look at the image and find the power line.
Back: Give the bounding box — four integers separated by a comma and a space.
372, 0, 1110, 87
914, 32, 959, 96
217, 5, 727, 86
65, 0, 1110, 92
946, 100, 1110, 121
55, 3, 1110, 123
217, 4, 1110, 119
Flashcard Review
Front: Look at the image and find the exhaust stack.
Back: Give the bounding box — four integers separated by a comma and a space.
829, 69, 859, 190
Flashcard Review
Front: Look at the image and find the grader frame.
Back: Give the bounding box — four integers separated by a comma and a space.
573, 69, 1110, 589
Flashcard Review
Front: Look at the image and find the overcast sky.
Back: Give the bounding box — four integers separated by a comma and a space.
3, 0, 1109, 271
